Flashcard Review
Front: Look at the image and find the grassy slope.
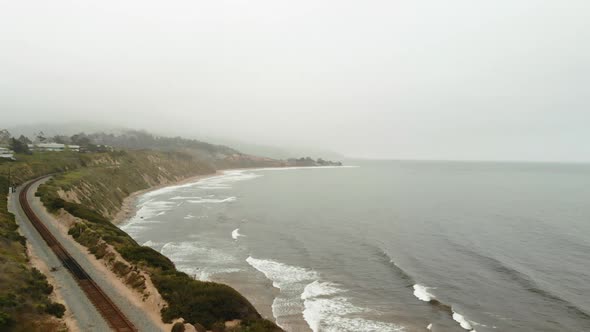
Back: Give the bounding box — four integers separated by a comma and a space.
0, 153, 94, 331
39, 150, 215, 219
35, 151, 282, 331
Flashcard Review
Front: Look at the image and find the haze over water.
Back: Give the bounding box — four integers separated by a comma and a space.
121, 161, 590, 331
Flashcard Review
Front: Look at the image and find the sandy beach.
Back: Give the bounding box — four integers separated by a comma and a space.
113, 168, 282, 328
112, 171, 219, 225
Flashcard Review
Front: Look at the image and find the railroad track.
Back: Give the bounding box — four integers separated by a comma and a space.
19, 177, 137, 332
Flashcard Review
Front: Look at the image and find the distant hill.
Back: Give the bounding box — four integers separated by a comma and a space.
200, 137, 346, 161
8, 123, 345, 161
80, 130, 288, 169
7, 122, 125, 138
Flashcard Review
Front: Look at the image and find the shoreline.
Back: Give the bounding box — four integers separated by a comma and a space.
15, 178, 169, 331
112, 167, 283, 327
112, 166, 347, 330
112, 171, 220, 225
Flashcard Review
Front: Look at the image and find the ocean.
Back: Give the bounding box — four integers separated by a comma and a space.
120, 160, 590, 331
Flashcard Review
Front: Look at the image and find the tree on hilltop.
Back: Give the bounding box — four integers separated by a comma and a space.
18, 135, 32, 144
35, 131, 47, 143
9, 137, 31, 154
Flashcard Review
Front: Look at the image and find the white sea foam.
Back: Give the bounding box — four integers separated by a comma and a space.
187, 196, 236, 204
246, 256, 317, 328
413, 284, 435, 302
162, 242, 237, 264
142, 180, 207, 198
138, 170, 261, 204
195, 170, 262, 190
231, 228, 243, 240
453, 311, 475, 331
246, 258, 403, 332
301, 281, 341, 300
427, 323, 433, 330
137, 200, 176, 216
246, 256, 317, 290
161, 242, 239, 280
302, 281, 404, 332
180, 266, 242, 281
412, 284, 479, 331
197, 186, 229, 190
119, 200, 177, 235
170, 196, 202, 200
142, 240, 160, 247
183, 214, 195, 219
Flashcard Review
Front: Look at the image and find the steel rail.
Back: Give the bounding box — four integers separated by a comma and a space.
19, 177, 137, 332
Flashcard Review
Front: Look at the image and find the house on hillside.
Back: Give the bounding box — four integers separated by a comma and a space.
0, 147, 15, 160
28, 143, 80, 152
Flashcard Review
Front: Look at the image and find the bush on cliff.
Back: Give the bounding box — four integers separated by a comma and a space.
0, 175, 67, 331
36, 152, 281, 330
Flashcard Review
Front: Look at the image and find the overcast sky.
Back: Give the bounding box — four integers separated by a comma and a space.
1, 1, 589, 161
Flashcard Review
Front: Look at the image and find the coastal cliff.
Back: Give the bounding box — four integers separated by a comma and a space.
35, 150, 283, 331
0, 152, 93, 331
1, 129, 340, 331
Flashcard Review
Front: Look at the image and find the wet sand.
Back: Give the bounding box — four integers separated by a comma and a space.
112, 172, 219, 225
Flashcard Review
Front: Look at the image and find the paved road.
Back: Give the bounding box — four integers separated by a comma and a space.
10, 177, 165, 332
10, 180, 111, 331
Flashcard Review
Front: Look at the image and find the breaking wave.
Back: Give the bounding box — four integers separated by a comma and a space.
170, 196, 203, 200
373, 247, 415, 286
161, 242, 239, 281
413, 284, 435, 302
119, 200, 176, 235
195, 170, 263, 190
453, 312, 475, 331
246, 256, 316, 328
302, 281, 404, 332
375, 247, 481, 332
452, 243, 590, 321
246, 256, 404, 332
187, 196, 236, 204
231, 228, 243, 240
412, 283, 477, 331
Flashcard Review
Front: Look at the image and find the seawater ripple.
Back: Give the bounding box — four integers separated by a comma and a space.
246, 256, 404, 332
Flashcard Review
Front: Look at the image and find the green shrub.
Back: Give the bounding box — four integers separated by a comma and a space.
113, 261, 131, 277
118, 245, 175, 271
125, 271, 146, 290
0, 310, 14, 328
30, 150, 281, 331
154, 270, 260, 328
43, 197, 66, 212
62, 201, 110, 225
89, 242, 108, 259
45, 302, 66, 318
0, 294, 17, 308
26, 268, 54, 298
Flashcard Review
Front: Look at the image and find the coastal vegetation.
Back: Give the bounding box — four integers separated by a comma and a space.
0, 129, 340, 331
0, 158, 73, 331
286, 157, 343, 167
36, 149, 282, 331
0, 143, 98, 330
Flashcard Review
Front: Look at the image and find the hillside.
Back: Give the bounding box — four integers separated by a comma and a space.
36, 150, 282, 331
0, 127, 342, 331
0, 143, 286, 331
0, 152, 95, 331
33, 129, 287, 169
